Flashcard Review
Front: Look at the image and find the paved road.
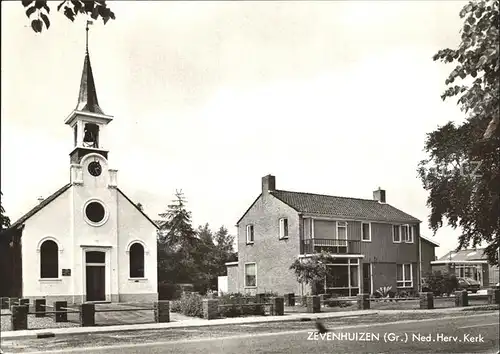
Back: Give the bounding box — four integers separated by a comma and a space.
1, 311, 498, 354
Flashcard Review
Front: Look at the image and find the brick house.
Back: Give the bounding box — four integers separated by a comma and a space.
226, 175, 438, 296
420, 235, 440, 275
431, 248, 499, 288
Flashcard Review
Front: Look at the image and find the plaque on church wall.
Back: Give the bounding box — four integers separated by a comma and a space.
62, 269, 71, 276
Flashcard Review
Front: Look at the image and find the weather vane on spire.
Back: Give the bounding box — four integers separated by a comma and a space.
86, 20, 93, 54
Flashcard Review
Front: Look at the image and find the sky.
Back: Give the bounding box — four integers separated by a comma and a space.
1, 1, 471, 257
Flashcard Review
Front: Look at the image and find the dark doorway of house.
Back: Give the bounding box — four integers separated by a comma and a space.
85, 251, 105, 301
363, 263, 371, 295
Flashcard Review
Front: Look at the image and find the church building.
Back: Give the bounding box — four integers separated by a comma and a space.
0, 29, 159, 304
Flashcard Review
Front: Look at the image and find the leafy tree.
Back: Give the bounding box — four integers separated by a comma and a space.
158, 190, 196, 248
197, 223, 214, 245
418, 0, 499, 265
157, 190, 198, 285
211, 226, 236, 277
193, 224, 237, 292
0, 192, 11, 231
214, 226, 235, 255
21, 0, 115, 33
289, 252, 334, 295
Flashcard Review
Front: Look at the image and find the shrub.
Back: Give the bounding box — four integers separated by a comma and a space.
170, 300, 182, 313
425, 271, 459, 296
174, 292, 203, 318
218, 302, 266, 318
396, 291, 409, 298
218, 292, 255, 305
260, 291, 279, 299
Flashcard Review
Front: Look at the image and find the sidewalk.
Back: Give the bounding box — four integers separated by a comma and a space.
0, 306, 480, 341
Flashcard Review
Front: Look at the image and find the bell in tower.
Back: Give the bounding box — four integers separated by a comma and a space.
83, 123, 99, 148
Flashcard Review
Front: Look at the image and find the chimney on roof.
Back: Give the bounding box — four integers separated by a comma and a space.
37, 196, 44, 204
373, 187, 386, 203
262, 175, 276, 194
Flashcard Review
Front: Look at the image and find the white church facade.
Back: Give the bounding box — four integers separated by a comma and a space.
0, 37, 158, 304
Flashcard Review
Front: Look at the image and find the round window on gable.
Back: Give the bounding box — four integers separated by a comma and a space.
85, 201, 106, 225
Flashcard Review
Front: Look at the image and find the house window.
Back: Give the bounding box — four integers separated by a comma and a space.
246, 225, 254, 244
279, 218, 288, 239
245, 263, 257, 287
397, 263, 413, 288
129, 243, 145, 278
401, 225, 409, 242
361, 222, 371, 242
336, 221, 347, 246
40, 240, 59, 278
405, 225, 414, 243
324, 258, 360, 297
392, 225, 401, 243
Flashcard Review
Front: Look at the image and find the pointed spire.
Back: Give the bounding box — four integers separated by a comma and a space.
76, 20, 104, 114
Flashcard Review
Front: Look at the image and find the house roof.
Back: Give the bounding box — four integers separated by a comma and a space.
4, 183, 72, 232
433, 248, 488, 263
420, 234, 440, 247
269, 189, 420, 223
236, 194, 262, 226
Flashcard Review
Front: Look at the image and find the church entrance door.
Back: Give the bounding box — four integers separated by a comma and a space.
85, 251, 106, 301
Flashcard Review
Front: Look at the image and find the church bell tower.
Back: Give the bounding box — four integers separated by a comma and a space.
64, 21, 114, 165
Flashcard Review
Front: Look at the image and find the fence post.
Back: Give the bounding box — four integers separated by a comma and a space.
306, 295, 321, 313
54, 301, 68, 322
319, 294, 326, 307
9, 297, 19, 311
454, 290, 468, 307
284, 293, 295, 306
419, 292, 434, 309
35, 299, 46, 318
357, 293, 370, 310
203, 299, 219, 320
1, 297, 9, 310
486, 289, 493, 305
154, 301, 170, 323
494, 289, 500, 305
11, 305, 28, 331
79, 303, 95, 327
271, 297, 284, 316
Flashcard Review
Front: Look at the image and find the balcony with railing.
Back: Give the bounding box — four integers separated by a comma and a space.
300, 238, 361, 255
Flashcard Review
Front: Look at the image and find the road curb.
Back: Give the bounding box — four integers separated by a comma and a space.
0, 311, 379, 341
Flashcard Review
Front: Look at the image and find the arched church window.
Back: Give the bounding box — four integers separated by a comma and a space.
129, 243, 145, 278
40, 240, 59, 278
